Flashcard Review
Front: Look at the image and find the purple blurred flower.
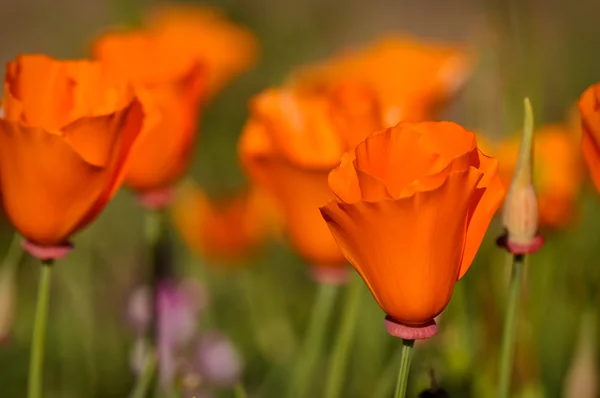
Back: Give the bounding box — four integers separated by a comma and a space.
194, 331, 243, 387
126, 278, 243, 394
127, 278, 207, 385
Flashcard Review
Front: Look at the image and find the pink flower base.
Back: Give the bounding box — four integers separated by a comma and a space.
497, 232, 544, 255
310, 265, 349, 285
384, 316, 438, 340
22, 240, 73, 261
137, 187, 174, 210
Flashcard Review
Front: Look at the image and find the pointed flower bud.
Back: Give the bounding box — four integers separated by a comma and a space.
500, 98, 544, 254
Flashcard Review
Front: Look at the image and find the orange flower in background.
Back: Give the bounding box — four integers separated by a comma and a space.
145, 3, 258, 97
239, 83, 383, 268
488, 125, 582, 228
172, 181, 281, 262
579, 84, 600, 193
320, 122, 504, 326
93, 29, 206, 194
291, 35, 471, 126
0, 54, 143, 245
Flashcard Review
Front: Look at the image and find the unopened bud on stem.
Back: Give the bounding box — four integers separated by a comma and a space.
500, 97, 544, 254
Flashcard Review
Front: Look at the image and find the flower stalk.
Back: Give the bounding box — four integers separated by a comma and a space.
287, 282, 339, 398
497, 254, 525, 398
324, 273, 362, 398
27, 259, 54, 398
497, 98, 542, 397
394, 339, 414, 398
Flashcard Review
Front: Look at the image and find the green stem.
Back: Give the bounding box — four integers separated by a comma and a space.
145, 209, 168, 396
27, 259, 54, 398
234, 382, 248, 398
287, 282, 339, 398
324, 275, 362, 398
130, 348, 157, 398
394, 339, 414, 398
497, 254, 526, 398
3, 233, 24, 271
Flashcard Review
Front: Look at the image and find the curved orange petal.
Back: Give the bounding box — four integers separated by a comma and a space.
458, 150, 504, 278
0, 102, 142, 245
73, 100, 145, 232
124, 83, 200, 192
328, 152, 362, 203
293, 35, 471, 125
328, 82, 383, 148
93, 30, 199, 86
173, 182, 269, 262
250, 88, 345, 169
145, 3, 258, 95
255, 159, 344, 266
353, 125, 443, 198
3, 54, 75, 129
579, 84, 600, 192
321, 167, 482, 325
414, 121, 476, 166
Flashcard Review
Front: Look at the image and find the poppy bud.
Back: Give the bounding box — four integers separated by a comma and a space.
500, 98, 543, 254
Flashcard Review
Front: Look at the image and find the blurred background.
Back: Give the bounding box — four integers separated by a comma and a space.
1, 0, 600, 397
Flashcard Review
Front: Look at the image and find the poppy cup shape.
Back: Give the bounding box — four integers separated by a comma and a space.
0, 54, 143, 252
93, 30, 206, 196
320, 122, 504, 338
579, 83, 600, 193
238, 84, 383, 282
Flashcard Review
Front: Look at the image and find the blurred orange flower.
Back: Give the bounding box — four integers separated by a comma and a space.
487, 125, 582, 228
579, 84, 600, 193
320, 122, 504, 326
145, 3, 258, 97
0, 54, 143, 245
172, 181, 280, 262
239, 83, 382, 268
93, 29, 206, 194
291, 35, 471, 126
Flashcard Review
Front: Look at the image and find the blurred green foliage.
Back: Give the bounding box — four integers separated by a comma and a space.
1, 0, 600, 397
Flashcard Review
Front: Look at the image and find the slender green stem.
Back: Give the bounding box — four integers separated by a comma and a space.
497, 254, 526, 398
130, 349, 157, 398
287, 282, 339, 398
372, 350, 403, 398
145, 209, 168, 396
3, 233, 24, 271
324, 275, 362, 398
234, 382, 248, 398
394, 339, 414, 398
27, 260, 54, 398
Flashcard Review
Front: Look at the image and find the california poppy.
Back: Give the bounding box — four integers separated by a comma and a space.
579, 84, 600, 193
291, 35, 471, 126
320, 122, 504, 327
172, 181, 280, 262
0, 54, 143, 246
145, 3, 258, 97
239, 84, 383, 271
93, 29, 206, 194
487, 125, 582, 228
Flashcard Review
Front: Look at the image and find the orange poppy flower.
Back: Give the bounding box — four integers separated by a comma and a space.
579, 84, 600, 193
172, 181, 280, 262
145, 3, 258, 97
320, 122, 504, 327
238, 83, 383, 269
291, 35, 471, 126
93, 29, 206, 194
488, 125, 582, 228
0, 54, 143, 246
